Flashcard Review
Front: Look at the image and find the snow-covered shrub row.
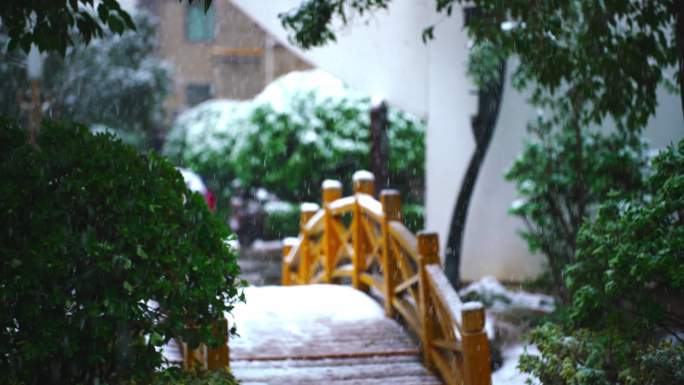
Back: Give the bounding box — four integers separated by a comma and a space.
164, 70, 425, 214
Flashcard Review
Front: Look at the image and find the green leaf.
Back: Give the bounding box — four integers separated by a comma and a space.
136, 245, 149, 260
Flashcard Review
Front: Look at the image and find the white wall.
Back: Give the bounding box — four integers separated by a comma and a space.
230, 0, 432, 117
230, 0, 683, 282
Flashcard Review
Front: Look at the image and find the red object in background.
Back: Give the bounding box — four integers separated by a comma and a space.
178, 167, 216, 213
205, 189, 217, 212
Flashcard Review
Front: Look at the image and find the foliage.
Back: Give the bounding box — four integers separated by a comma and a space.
280, 0, 681, 129
263, 201, 300, 241
164, 76, 425, 215
279, 0, 390, 49
466, 39, 506, 89
519, 140, 684, 385
0, 119, 242, 385
234, 100, 368, 203
505, 122, 646, 299
134, 367, 240, 385
0, 0, 211, 55
565, 139, 684, 334
461, 0, 681, 131
0, 12, 170, 149
402, 203, 424, 234
519, 324, 626, 385
519, 324, 684, 385
634, 341, 684, 385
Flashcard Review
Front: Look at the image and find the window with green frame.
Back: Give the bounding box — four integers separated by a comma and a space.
186, 3, 215, 42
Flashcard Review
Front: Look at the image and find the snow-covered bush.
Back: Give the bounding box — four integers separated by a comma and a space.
263, 201, 300, 240
164, 70, 425, 222
0, 11, 171, 149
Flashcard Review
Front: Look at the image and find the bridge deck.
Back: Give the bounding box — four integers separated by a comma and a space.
229, 285, 442, 385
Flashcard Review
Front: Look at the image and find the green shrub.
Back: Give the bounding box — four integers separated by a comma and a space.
506, 122, 645, 299
566, 138, 684, 334
634, 341, 684, 385
164, 75, 425, 215
0, 119, 242, 385
519, 139, 684, 385
520, 324, 684, 385
263, 201, 300, 240
402, 204, 424, 234
519, 324, 615, 385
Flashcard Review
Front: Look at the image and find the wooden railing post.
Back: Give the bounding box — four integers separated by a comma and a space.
461, 303, 492, 385
182, 339, 205, 371
417, 231, 440, 369
207, 318, 229, 370
353, 170, 375, 195
380, 189, 401, 317
322, 180, 342, 283
298, 203, 319, 284
352, 170, 374, 291
281, 238, 295, 286
183, 319, 229, 371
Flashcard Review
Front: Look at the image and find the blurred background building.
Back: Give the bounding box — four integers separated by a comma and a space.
138, 0, 310, 116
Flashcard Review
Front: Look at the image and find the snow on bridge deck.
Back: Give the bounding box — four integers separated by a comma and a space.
229, 285, 442, 385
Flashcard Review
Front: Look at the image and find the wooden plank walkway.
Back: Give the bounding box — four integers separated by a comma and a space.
228, 285, 442, 385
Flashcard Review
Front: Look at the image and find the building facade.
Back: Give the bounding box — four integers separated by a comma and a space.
140, 0, 311, 116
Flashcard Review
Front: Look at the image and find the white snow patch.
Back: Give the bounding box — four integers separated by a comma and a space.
460, 276, 555, 313
357, 194, 383, 217
254, 69, 355, 113
177, 167, 207, 194
225, 238, 240, 252
228, 285, 385, 352
322, 179, 343, 190
329, 196, 355, 210
510, 198, 526, 212
264, 201, 295, 214
283, 237, 299, 247
300, 130, 319, 144
300, 202, 320, 212
492, 344, 539, 385
462, 301, 484, 311
352, 170, 375, 182
381, 188, 400, 196
255, 188, 269, 201
500, 20, 519, 32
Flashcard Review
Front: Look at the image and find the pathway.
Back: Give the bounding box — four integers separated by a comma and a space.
229, 285, 442, 385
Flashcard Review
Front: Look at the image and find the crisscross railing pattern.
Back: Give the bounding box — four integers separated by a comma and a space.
282, 171, 492, 385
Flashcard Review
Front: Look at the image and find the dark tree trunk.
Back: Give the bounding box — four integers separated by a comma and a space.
370, 101, 389, 192
443, 59, 506, 288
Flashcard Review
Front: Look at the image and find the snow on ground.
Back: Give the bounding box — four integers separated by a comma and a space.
492, 344, 539, 385
227, 285, 385, 352
459, 276, 550, 385
460, 276, 555, 313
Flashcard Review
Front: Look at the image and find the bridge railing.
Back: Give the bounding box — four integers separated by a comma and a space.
282, 171, 492, 385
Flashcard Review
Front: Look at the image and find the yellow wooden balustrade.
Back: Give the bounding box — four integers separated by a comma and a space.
282, 170, 492, 385
182, 318, 230, 371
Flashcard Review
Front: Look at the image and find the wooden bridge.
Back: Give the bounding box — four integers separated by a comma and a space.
175, 171, 493, 385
